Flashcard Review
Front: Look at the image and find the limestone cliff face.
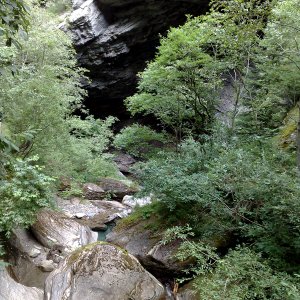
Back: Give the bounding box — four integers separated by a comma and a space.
68, 0, 209, 118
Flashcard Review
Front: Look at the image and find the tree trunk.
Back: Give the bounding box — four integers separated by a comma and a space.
297, 104, 300, 172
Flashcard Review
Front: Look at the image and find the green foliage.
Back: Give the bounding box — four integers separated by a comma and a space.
195, 247, 300, 300
0, 6, 118, 180
162, 225, 219, 282
113, 124, 170, 158
0, 155, 54, 234
137, 137, 300, 270
0, 0, 29, 47
47, 0, 71, 14
126, 17, 225, 139
126, 0, 272, 139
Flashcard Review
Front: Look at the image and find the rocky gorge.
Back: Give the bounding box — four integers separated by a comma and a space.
2, 168, 197, 299
66, 0, 210, 119
1, 1, 213, 298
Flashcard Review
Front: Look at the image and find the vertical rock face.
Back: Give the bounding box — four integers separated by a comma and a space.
67, 0, 210, 119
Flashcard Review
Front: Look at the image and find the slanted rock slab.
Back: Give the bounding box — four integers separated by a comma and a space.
44, 242, 165, 300
0, 268, 43, 300
31, 210, 97, 253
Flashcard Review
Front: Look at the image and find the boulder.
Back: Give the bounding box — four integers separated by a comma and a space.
176, 281, 200, 300
113, 152, 136, 174
57, 197, 131, 230
31, 210, 97, 253
86, 200, 131, 227
7, 229, 55, 288
44, 242, 165, 300
56, 197, 101, 218
107, 219, 189, 277
122, 194, 152, 208
82, 182, 106, 200
0, 268, 43, 300
96, 178, 138, 200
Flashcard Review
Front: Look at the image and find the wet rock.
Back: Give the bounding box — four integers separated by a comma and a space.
31, 210, 97, 253
0, 268, 43, 300
44, 242, 165, 300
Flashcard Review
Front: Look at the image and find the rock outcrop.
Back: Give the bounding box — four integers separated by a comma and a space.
44, 242, 165, 300
83, 178, 137, 200
0, 268, 43, 300
67, 0, 210, 119
7, 229, 56, 289
106, 218, 191, 277
31, 210, 97, 252
176, 281, 200, 300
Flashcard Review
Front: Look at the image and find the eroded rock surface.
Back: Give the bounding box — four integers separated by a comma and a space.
67, 0, 209, 118
31, 210, 97, 252
44, 242, 165, 300
176, 281, 200, 300
107, 219, 190, 277
0, 268, 43, 300
7, 229, 55, 288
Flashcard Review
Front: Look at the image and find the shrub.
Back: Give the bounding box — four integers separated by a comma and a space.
113, 124, 170, 158
195, 248, 300, 300
0, 156, 54, 234
137, 137, 300, 270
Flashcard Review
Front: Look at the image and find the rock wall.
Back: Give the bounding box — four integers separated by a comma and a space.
68, 0, 210, 119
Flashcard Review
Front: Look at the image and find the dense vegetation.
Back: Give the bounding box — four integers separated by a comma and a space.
1, 0, 300, 298
0, 1, 118, 253
124, 0, 300, 297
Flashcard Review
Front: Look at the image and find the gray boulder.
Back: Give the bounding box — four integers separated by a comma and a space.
176, 281, 200, 300
106, 219, 189, 276
31, 210, 97, 253
113, 152, 136, 174
0, 268, 43, 300
77, 200, 131, 229
82, 182, 106, 200
92, 178, 138, 200
44, 242, 165, 300
7, 229, 55, 289
122, 194, 152, 208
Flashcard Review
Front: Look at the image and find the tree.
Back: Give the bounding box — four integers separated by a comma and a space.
126, 0, 271, 141
254, 0, 300, 169
0, 0, 29, 46
126, 17, 225, 142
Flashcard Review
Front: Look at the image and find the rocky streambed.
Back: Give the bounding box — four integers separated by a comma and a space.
2, 175, 196, 300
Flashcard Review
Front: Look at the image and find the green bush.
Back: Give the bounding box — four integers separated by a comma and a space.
113, 124, 170, 158
0, 156, 54, 234
137, 137, 300, 270
195, 247, 300, 300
